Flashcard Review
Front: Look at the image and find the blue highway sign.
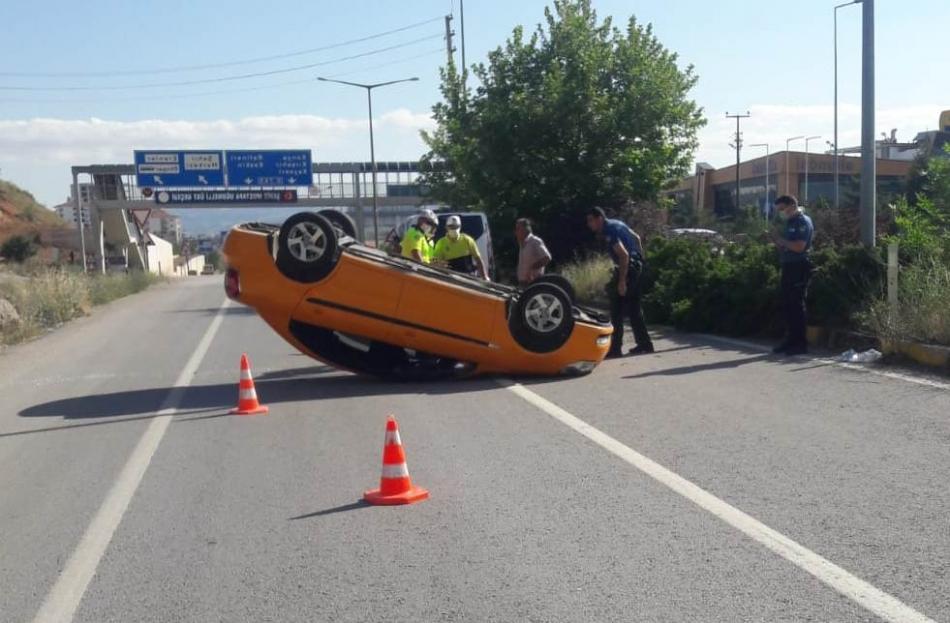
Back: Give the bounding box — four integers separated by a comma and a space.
134, 150, 225, 188
226, 150, 313, 187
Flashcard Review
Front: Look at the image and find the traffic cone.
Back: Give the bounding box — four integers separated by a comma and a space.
229, 353, 269, 415
363, 416, 429, 506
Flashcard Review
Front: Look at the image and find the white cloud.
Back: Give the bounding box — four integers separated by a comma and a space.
695, 103, 944, 170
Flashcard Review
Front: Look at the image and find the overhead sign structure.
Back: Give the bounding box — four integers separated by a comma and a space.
134, 150, 225, 188
226, 150, 313, 187
154, 189, 298, 205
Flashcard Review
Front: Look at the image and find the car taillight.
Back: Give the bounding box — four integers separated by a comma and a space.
224, 268, 240, 299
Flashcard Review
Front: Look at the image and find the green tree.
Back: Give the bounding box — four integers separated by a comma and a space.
420, 0, 705, 266
1, 235, 38, 263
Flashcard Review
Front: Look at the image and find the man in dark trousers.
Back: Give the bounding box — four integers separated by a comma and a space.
586, 206, 654, 358
771, 195, 815, 356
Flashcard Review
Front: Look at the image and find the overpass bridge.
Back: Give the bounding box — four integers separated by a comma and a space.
69, 161, 446, 273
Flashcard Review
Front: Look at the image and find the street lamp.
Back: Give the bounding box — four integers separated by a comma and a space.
804, 135, 821, 206
317, 76, 419, 246
750, 143, 770, 221
785, 135, 804, 196
835, 0, 862, 210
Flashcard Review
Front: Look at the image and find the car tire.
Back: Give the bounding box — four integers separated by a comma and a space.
318, 209, 358, 240
509, 282, 575, 354
276, 212, 339, 283
531, 274, 575, 303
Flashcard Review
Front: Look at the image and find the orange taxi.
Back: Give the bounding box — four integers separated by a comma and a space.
222, 210, 612, 378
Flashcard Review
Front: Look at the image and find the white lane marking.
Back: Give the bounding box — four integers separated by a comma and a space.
501, 381, 937, 623
32, 300, 230, 623
692, 333, 950, 391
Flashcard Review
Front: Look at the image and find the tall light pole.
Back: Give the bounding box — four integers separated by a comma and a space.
317, 76, 419, 246
835, 0, 862, 211
785, 135, 804, 197
751, 143, 770, 221
804, 135, 821, 206
860, 0, 876, 246
726, 111, 751, 213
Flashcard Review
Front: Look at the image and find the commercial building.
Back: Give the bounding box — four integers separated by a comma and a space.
52, 183, 93, 228
668, 152, 913, 218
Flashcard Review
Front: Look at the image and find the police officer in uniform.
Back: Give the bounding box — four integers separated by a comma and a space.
433, 215, 490, 279
771, 195, 815, 356
400, 209, 437, 264
586, 206, 654, 358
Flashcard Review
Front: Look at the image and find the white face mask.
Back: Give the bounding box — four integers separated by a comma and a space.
447, 228, 460, 240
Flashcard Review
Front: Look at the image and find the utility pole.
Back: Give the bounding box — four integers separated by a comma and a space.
726, 111, 751, 214
860, 0, 876, 246
460, 0, 467, 86
444, 15, 456, 68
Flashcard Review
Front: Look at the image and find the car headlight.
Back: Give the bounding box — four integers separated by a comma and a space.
596, 335, 611, 347
561, 361, 596, 375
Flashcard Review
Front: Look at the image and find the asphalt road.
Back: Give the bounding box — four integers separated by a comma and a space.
1, 277, 948, 622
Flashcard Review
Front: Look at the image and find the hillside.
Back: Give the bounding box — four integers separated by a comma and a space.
0, 180, 67, 242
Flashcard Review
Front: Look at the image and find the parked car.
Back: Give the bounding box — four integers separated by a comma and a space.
222, 210, 611, 379
201, 264, 215, 275
384, 211, 495, 279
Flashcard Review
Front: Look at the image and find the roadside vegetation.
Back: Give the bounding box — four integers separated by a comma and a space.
0, 266, 163, 346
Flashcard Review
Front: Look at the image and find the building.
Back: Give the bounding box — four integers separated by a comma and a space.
668, 151, 914, 219
52, 183, 93, 228
145, 209, 183, 245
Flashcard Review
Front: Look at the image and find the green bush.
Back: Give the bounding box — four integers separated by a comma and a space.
1, 235, 38, 263
807, 245, 884, 328
560, 255, 613, 307
864, 258, 950, 346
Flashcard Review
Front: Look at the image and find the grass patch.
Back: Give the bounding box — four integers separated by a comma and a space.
0, 269, 163, 346
864, 259, 950, 347
561, 255, 613, 307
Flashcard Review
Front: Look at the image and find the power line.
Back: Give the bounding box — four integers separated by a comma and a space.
0, 49, 444, 104
0, 34, 442, 91
0, 16, 443, 78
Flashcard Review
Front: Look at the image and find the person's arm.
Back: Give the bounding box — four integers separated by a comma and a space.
411, 249, 424, 263
614, 241, 630, 296
475, 255, 489, 280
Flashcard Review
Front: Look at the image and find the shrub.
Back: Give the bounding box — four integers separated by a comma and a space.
864, 258, 950, 346
561, 255, 613, 307
1, 235, 38, 263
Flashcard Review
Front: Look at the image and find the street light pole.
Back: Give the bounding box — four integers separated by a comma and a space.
751, 143, 770, 221
785, 135, 805, 196
835, 0, 863, 211
804, 135, 821, 206
317, 76, 419, 247
860, 0, 876, 246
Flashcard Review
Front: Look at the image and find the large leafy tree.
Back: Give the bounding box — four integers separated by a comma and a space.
420, 0, 705, 267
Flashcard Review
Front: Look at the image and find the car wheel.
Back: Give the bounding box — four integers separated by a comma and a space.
509, 282, 575, 353
276, 212, 339, 283
532, 274, 575, 303
318, 209, 358, 240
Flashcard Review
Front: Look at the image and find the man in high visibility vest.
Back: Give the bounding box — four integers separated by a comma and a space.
400, 209, 437, 264
433, 214, 490, 280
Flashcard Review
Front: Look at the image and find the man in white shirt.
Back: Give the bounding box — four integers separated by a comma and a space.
514, 218, 552, 287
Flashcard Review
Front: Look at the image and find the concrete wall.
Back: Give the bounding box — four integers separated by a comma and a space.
147, 234, 174, 276
173, 255, 206, 276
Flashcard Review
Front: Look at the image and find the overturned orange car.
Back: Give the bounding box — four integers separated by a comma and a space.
222, 211, 612, 379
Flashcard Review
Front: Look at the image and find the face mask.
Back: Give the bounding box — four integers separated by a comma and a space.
447, 229, 460, 240
420, 223, 433, 234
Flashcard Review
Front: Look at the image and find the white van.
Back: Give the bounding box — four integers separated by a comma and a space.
384, 211, 495, 279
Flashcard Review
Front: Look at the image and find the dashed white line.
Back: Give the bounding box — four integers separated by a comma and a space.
500, 380, 937, 623
32, 300, 230, 623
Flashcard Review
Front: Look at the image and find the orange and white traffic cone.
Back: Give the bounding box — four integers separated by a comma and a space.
363, 416, 429, 506
229, 353, 269, 416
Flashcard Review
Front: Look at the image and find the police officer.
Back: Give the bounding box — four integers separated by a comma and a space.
400, 209, 437, 264
586, 206, 654, 358
771, 195, 815, 356
433, 215, 490, 279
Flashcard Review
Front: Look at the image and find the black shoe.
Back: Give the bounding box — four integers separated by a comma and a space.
772, 342, 790, 354
628, 344, 655, 356
784, 344, 809, 356
605, 349, 625, 359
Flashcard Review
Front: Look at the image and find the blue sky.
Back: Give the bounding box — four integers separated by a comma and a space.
1, 0, 947, 207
